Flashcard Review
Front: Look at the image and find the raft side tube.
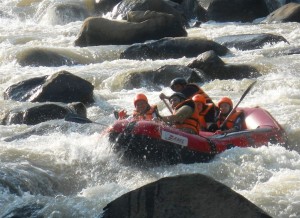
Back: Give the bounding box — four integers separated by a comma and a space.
242, 107, 283, 130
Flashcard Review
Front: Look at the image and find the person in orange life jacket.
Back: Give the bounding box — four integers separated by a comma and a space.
192, 94, 218, 132
159, 92, 200, 135
159, 77, 213, 103
117, 93, 158, 121
215, 97, 244, 134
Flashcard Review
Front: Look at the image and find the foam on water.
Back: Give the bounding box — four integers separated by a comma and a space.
1, 0, 300, 217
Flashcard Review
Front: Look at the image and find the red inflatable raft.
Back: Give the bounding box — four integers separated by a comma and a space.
108, 107, 287, 165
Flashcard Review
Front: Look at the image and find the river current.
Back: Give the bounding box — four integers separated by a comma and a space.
0, 0, 300, 217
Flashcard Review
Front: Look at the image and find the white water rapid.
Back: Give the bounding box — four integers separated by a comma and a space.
0, 0, 300, 217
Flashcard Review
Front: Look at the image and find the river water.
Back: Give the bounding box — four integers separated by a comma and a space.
0, 0, 300, 217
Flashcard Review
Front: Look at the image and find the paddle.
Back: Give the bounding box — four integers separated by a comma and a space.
219, 80, 257, 130
64, 113, 108, 126
162, 98, 173, 114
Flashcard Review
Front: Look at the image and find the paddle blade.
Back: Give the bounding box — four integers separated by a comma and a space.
240, 80, 257, 102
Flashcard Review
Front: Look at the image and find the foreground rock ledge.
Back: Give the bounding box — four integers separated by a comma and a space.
102, 174, 271, 218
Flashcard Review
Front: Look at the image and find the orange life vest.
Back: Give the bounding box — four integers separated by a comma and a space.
133, 105, 157, 121
185, 84, 213, 103
173, 99, 200, 134
217, 110, 243, 130
196, 88, 213, 104
198, 103, 214, 130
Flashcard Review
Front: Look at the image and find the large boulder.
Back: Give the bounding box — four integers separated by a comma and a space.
108, 54, 257, 90
108, 65, 205, 91
262, 3, 300, 23
126, 10, 177, 23
206, 0, 269, 22
74, 12, 187, 47
120, 37, 229, 60
17, 48, 78, 67
4, 71, 94, 104
111, 0, 186, 24
214, 33, 289, 50
102, 174, 271, 218
187, 50, 261, 80
0, 102, 87, 125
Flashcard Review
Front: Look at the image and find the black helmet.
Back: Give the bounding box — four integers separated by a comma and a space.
169, 92, 187, 102
170, 78, 187, 90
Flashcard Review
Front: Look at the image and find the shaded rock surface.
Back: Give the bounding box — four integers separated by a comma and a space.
112, 50, 260, 91
103, 174, 271, 218
214, 33, 289, 50
262, 2, 300, 23
17, 48, 78, 67
120, 37, 229, 60
187, 50, 261, 80
206, 0, 269, 22
75, 12, 186, 47
4, 75, 47, 101
108, 65, 205, 91
94, 0, 122, 15
0, 102, 87, 125
178, 0, 207, 21
111, 0, 186, 24
4, 71, 94, 104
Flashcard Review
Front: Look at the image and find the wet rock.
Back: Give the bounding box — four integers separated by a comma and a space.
187, 50, 261, 80
108, 65, 205, 91
17, 48, 78, 67
214, 33, 289, 50
206, 0, 269, 22
0, 102, 87, 125
178, 0, 207, 22
4, 71, 94, 104
155, 65, 205, 84
75, 11, 186, 47
111, 0, 186, 25
113, 50, 259, 90
67, 102, 87, 118
120, 37, 229, 60
94, 0, 122, 15
4, 75, 47, 101
102, 174, 271, 218
262, 3, 300, 23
